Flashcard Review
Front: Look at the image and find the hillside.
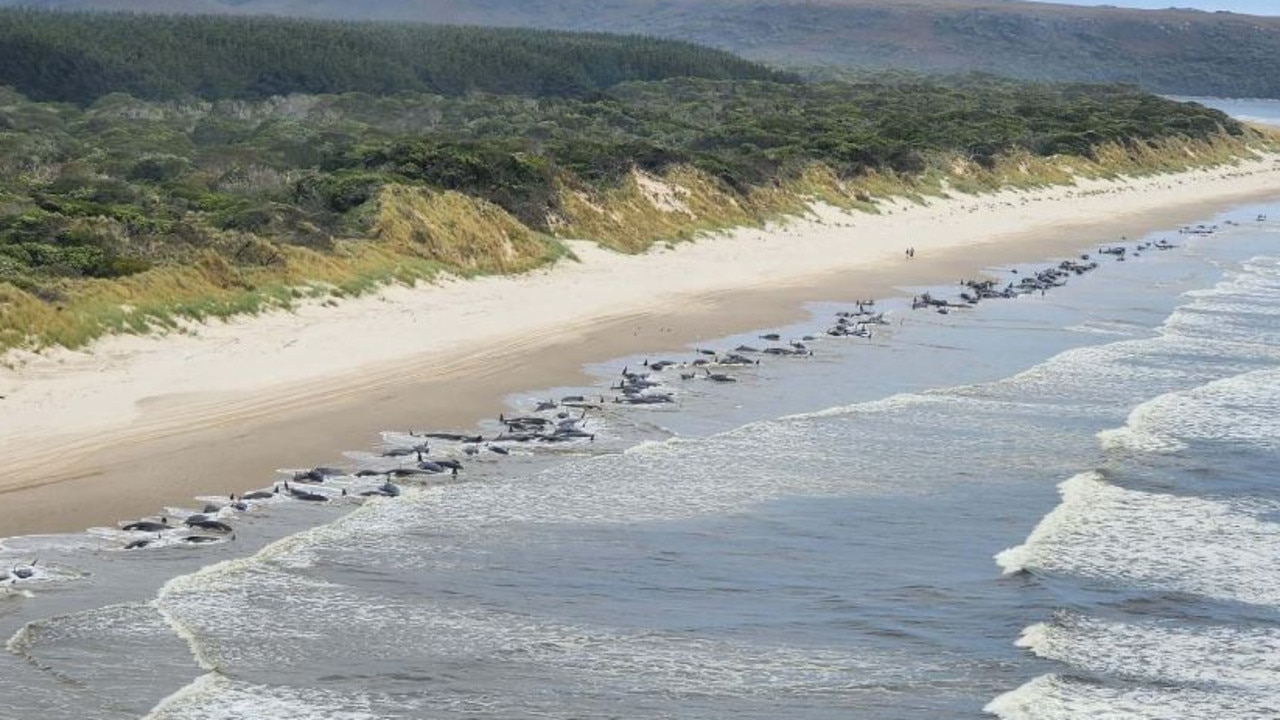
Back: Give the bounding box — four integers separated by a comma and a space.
0, 9, 790, 104
0, 11, 1271, 354
0, 77, 1261, 350
9, 0, 1280, 98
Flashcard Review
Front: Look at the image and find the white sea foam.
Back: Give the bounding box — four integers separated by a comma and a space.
157, 566, 933, 700
1063, 321, 1145, 337
950, 338, 1188, 411
987, 252, 1280, 718
0, 587, 34, 601
0, 558, 86, 589
1100, 366, 1280, 454
781, 391, 935, 420
143, 673, 385, 720
996, 472, 1280, 606
1097, 403, 1190, 454
785, 389, 1085, 423
995, 472, 1104, 575
7, 602, 199, 701
1017, 614, 1280, 690
131, 245, 1280, 719
148, 465, 942, 699
1162, 257, 1280, 348
150, 515, 367, 674
986, 673, 1280, 720
1147, 367, 1280, 449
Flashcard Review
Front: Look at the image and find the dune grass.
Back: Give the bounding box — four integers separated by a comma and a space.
1, 130, 1273, 356
0, 188, 569, 353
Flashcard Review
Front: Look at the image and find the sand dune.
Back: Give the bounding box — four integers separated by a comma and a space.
2, 156, 1278, 536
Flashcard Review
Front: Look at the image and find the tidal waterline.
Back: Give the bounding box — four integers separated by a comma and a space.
2, 196, 1278, 718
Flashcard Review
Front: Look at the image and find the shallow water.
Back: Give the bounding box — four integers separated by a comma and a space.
3, 202, 1278, 719
4, 99, 1280, 716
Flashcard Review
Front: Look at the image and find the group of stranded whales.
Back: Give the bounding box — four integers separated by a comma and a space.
915, 235, 1183, 313
89, 315, 883, 554
0, 232, 1185, 569
826, 300, 888, 337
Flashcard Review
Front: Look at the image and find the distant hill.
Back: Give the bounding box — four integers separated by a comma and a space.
0, 8, 790, 104
8, 0, 1280, 98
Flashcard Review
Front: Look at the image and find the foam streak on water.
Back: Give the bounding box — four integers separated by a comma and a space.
989, 237, 1280, 717
1016, 614, 1280, 689
3, 206, 1280, 720
985, 674, 1280, 720
995, 470, 1280, 606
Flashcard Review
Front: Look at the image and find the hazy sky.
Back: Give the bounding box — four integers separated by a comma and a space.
1026, 0, 1279, 14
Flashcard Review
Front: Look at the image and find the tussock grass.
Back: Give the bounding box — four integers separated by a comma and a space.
553, 131, 1272, 266
1, 132, 1271, 355
557, 168, 757, 252
375, 186, 568, 274
0, 187, 567, 352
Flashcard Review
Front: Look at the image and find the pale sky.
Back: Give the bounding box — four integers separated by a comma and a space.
1025, 0, 1280, 15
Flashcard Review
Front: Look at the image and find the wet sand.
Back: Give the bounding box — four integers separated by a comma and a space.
2, 160, 1278, 537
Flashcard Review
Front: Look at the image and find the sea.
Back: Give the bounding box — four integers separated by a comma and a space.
1173, 97, 1280, 129
2, 103, 1279, 720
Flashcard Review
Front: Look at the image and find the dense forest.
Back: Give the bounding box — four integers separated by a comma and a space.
0, 11, 1267, 351
17, 0, 1280, 99
0, 9, 791, 104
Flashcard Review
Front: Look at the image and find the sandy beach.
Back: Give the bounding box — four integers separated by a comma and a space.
3, 157, 1279, 538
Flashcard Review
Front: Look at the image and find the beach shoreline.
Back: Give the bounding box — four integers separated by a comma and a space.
3, 157, 1279, 538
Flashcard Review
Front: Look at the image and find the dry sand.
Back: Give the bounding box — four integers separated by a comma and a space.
3, 157, 1279, 537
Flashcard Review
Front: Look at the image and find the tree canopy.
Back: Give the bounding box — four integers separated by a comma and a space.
0, 8, 793, 104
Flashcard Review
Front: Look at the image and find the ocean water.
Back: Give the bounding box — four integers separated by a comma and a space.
1171, 97, 1280, 129
3, 205, 1277, 719
3, 171, 1280, 717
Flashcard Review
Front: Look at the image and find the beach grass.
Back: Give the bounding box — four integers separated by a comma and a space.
1, 131, 1273, 356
